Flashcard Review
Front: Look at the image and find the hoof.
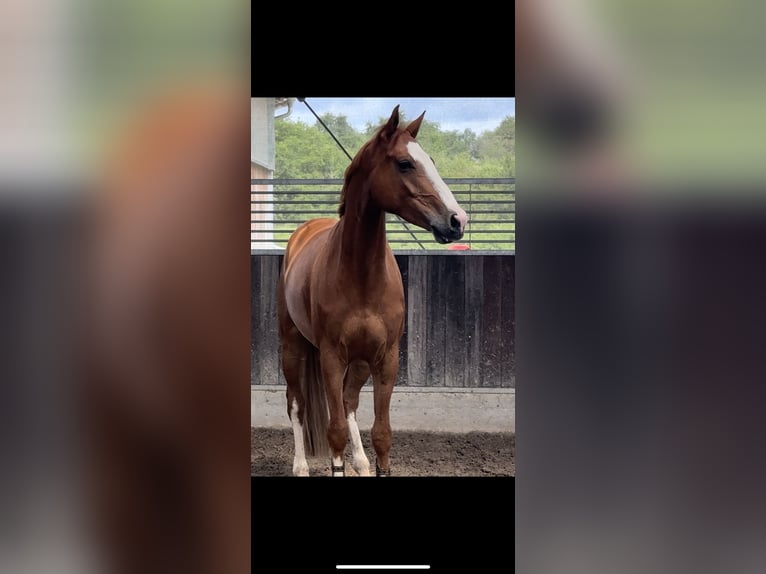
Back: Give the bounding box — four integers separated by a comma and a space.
292, 461, 309, 477
375, 462, 391, 477
331, 462, 345, 477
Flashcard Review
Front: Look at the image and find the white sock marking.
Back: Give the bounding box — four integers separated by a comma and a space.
332, 454, 345, 477
348, 412, 371, 476
406, 141, 468, 230
290, 399, 309, 476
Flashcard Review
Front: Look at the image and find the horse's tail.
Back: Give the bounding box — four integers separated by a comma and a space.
301, 345, 330, 457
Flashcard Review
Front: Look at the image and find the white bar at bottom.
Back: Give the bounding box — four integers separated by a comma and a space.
336, 567, 430, 570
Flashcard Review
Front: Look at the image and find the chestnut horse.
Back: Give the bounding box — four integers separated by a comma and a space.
277, 105, 468, 477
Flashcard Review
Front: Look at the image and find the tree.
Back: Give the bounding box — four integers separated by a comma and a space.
475, 116, 515, 176
275, 113, 515, 179
317, 113, 367, 156
274, 119, 349, 179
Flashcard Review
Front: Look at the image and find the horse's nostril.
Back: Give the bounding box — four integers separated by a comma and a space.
450, 213, 460, 229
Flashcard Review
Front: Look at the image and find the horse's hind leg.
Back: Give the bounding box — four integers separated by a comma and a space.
280, 324, 311, 476
371, 346, 399, 476
343, 360, 371, 476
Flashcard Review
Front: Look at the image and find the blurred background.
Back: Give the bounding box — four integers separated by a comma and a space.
518, 1, 766, 573
0, 1, 249, 573
519, 0, 766, 189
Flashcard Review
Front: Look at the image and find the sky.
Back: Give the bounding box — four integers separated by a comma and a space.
285, 98, 515, 135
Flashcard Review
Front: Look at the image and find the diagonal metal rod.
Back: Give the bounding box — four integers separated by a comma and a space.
298, 98, 353, 161
297, 98, 426, 250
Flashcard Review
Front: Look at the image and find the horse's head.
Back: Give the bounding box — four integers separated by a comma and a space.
355, 105, 468, 244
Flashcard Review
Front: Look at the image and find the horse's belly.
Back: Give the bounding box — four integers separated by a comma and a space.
284, 279, 318, 348
281, 219, 336, 348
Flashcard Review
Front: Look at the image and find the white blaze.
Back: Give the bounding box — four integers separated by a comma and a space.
348, 412, 371, 476
406, 141, 468, 231
290, 399, 309, 476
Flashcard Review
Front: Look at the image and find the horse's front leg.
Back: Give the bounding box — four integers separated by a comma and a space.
371, 345, 398, 476
343, 360, 372, 476
320, 347, 348, 476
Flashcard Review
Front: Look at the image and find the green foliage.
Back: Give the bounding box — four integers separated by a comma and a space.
273, 119, 350, 179
315, 113, 368, 154
275, 114, 515, 179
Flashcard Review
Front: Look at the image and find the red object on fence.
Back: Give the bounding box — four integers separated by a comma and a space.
447, 244, 470, 250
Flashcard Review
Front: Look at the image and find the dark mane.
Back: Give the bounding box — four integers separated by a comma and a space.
338, 125, 389, 217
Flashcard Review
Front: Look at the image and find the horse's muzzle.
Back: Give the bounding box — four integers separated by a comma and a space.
431, 215, 465, 244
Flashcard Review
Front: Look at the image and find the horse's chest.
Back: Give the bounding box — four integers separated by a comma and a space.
336, 311, 400, 362
318, 278, 404, 323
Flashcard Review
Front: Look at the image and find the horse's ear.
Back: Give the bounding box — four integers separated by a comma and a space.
406, 111, 426, 138
382, 105, 400, 138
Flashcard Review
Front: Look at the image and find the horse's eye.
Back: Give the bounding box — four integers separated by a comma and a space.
397, 159, 414, 172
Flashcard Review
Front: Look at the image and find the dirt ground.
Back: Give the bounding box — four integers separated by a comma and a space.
251, 427, 515, 477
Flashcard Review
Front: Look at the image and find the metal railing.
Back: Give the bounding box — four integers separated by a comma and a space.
250, 178, 515, 251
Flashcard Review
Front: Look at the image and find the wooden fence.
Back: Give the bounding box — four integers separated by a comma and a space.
251, 251, 515, 388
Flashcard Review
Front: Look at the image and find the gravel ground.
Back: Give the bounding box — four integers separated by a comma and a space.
251, 427, 515, 477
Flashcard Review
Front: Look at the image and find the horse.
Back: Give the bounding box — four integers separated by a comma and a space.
277, 105, 468, 477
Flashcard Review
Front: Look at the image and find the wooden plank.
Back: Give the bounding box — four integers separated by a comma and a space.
257, 255, 282, 385
464, 256, 484, 388
406, 256, 428, 386
255, 255, 271, 386
255, 257, 262, 385
425, 256, 447, 387
277, 255, 287, 385
444, 255, 467, 387
395, 254, 409, 386
480, 256, 504, 387
500, 255, 515, 388
274, 255, 286, 386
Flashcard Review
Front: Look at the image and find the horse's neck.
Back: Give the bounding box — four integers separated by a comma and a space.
336, 184, 390, 285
